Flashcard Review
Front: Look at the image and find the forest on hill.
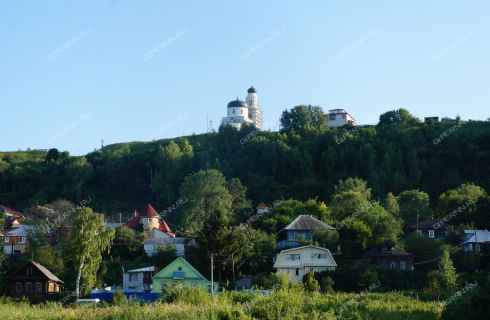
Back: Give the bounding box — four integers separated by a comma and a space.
1, 107, 489, 226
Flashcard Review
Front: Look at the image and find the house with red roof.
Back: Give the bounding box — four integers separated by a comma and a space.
125, 204, 175, 238
125, 204, 186, 257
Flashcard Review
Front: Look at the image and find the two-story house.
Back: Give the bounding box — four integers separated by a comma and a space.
125, 204, 186, 257
273, 245, 337, 282
277, 215, 335, 249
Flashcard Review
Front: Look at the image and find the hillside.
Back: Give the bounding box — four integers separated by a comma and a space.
1, 118, 489, 224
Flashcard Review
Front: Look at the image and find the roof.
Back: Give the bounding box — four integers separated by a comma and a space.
462, 230, 490, 244
247, 86, 257, 93
407, 219, 449, 230
227, 98, 248, 108
153, 257, 209, 282
283, 215, 334, 231
157, 219, 173, 234
29, 260, 64, 283
0, 205, 24, 217
5, 224, 49, 236
4, 216, 20, 227
140, 204, 160, 218
256, 203, 269, 209
365, 242, 412, 257
125, 204, 173, 235
127, 266, 155, 273
273, 245, 337, 268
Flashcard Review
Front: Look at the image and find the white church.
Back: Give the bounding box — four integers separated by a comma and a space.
222, 86, 263, 130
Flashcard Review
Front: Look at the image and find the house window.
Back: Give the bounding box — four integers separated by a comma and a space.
240, 109, 243, 115
26, 267, 33, 275
48, 282, 54, 292
311, 253, 328, 259
16, 282, 22, 293
178, 267, 182, 271
233, 109, 236, 114
4, 237, 9, 243
20, 237, 26, 244
390, 261, 396, 269
428, 230, 435, 238
400, 261, 406, 270
342, 114, 346, 119
36, 282, 42, 293
309, 267, 314, 272
286, 254, 301, 261
26, 282, 32, 293
129, 273, 138, 282
329, 114, 336, 120
295, 269, 299, 276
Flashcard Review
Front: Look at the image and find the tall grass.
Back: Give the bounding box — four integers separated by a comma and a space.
0, 288, 443, 320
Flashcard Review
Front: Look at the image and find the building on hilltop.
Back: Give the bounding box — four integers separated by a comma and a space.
327, 109, 356, 127
222, 86, 263, 130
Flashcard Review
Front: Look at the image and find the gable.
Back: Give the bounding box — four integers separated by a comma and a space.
273, 246, 337, 268
153, 258, 208, 281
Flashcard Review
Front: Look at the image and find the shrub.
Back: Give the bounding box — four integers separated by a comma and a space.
112, 287, 128, 305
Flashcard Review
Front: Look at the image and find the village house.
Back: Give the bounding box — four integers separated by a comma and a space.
277, 215, 335, 249
122, 266, 156, 292
9, 260, 63, 300
273, 245, 337, 282
406, 219, 450, 239
125, 204, 186, 257
365, 241, 413, 271
461, 229, 490, 252
4, 225, 32, 255
152, 257, 218, 293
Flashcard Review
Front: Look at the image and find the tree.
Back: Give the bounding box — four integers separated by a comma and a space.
112, 287, 128, 305
429, 247, 458, 293
280, 105, 327, 133
66, 207, 115, 298
382, 192, 399, 215
437, 183, 488, 227
398, 190, 432, 224
378, 108, 420, 126
0, 251, 7, 295
303, 271, 319, 292
319, 276, 335, 294
114, 226, 146, 259
45, 148, 61, 162
334, 177, 372, 200
404, 233, 443, 272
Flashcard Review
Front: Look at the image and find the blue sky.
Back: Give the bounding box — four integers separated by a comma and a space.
1, 0, 489, 155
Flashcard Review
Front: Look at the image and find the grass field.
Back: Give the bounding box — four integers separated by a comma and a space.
0, 290, 443, 320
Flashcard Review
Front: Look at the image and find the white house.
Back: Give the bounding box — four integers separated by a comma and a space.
122, 266, 156, 292
327, 109, 356, 127
461, 230, 490, 252
273, 245, 337, 282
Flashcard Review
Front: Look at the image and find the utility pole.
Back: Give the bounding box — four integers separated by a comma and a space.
210, 254, 214, 300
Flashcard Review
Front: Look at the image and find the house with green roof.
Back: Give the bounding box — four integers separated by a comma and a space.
152, 257, 218, 293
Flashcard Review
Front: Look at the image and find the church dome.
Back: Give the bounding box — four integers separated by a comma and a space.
227, 98, 248, 108
247, 86, 257, 93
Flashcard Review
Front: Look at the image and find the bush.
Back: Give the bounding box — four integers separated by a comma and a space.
112, 287, 128, 305
160, 285, 211, 305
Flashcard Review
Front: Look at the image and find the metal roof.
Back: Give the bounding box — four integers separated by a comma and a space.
283, 215, 334, 231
